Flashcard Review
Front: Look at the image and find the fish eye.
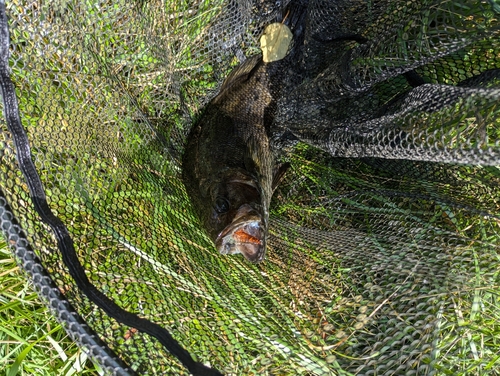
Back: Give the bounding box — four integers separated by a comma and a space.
214, 197, 230, 214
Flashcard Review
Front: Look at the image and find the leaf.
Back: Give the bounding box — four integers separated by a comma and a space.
260, 23, 292, 62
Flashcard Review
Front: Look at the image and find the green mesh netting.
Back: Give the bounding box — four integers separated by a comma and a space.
1, 0, 499, 375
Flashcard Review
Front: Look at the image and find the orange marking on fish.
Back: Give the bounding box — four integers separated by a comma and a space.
234, 229, 261, 244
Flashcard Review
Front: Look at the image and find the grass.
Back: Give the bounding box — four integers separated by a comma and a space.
0, 241, 101, 375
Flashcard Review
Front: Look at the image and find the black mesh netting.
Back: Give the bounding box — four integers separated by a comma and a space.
1, 0, 499, 375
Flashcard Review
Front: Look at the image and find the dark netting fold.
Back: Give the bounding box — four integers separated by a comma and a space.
1, 0, 499, 375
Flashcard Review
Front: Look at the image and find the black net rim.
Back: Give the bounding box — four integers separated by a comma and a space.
0, 192, 133, 376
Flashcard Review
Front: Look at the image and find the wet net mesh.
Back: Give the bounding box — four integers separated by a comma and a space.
1, 0, 499, 375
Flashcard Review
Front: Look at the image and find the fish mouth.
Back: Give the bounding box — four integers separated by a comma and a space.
215, 204, 266, 263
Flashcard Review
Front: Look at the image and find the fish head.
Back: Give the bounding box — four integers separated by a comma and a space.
215, 204, 266, 263
207, 177, 268, 263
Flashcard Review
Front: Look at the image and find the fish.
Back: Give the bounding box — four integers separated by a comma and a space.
182, 3, 306, 262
